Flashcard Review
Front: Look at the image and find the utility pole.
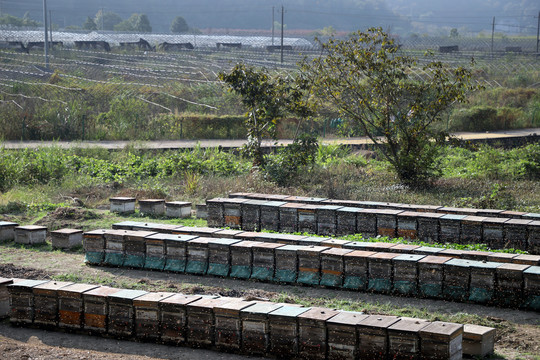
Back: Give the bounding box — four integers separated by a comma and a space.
49, 10, 53, 43
43, 0, 49, 68
536, 11, 539, 53
271, 6, 275, 46
280, 5, 284, 64
101, 7, 104, 31
491, 16, 495, 58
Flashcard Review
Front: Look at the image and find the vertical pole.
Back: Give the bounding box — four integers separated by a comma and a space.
280, 6, 284, 64
491, 16, 495, 58
43, 0, 49, 68
82, 115, 86, 140
101, 7, 104, 31
536, 11, 539, 53
49, 10, 53, 43
272, 7, 275, 46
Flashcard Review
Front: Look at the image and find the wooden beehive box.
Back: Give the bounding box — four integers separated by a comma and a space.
196, 203, 207, 219
0, 221, 18, 241
206, 197, 226, 227
222, 198, 248, 229
297, 307, 339, 360
57, 283, 99, 330
356, 209, 378, 238
320, 248, 352, 288
461, 250, 492, 262
523, 265, 540, 311
207, 238, 241, 277
279, 202, 302, 233
461, 216, 486, 244
269, 305, 310, 358
7, 279, 49, 325
438, 206, 479, 216
417, 212, 444, 243
33, 281, 73, 328
109, 196, 136, 213
138, 198, 166, 216
241, 199, 267, 231
133, 292, 175, 342
186, 297, 232, 348
111, 220, 141, 230
336, 207, 361, 236
375, 209, 403, 238
487, 252, 518, 263
397, 211, 419, 239
317, 205, 342, 236
297, 204, 319, 234
297, 245, 330, 285
503, 219, 532, 251
419, 321, 463, 360
50, 228, 83, 249
343, 250, 376, 290
103, 229, 128, 266
185, 237, 212, 274
83, 229, 108, 265
527, 220, 540, 254
327, 311, 368, 360
368, 252, 400, 293
251, 242, 283, 281
495, 263, 529, 308
513, 254, 540, 266
0, 278, 14, 318
391, 243, 421, 254
163, 234, 196, 272
388, 318, 430, 360
107, 289, 148, 337
165, 201, 191, 218
143, 233, 167, 270
230, 240, 261, 279
443, 259, 473, 302
481, 217, 508, 249
418, 256, 452, 298
501, 210, 527, 219
214, 299, 255, 352
274, 245, 302, 283
392, 254, 425, 296
468, 261, 501, 304
259, 201, 286, 232
14, 225, 47, 245
463, 324, 496, 358
357, 315, 400, 359
124, 230, 156, 268
159, 293, 202, 344
439, 214, 466, 243
240, 302, 283, 355
82, 286, 122, 334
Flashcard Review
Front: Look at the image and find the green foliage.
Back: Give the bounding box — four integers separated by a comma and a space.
82, 16, 97, 30
114, 13, 152, 32
0, 13, 40, 28
97, 95, 151, 139
94, 10, 122, 31
170, 16, 189, 33
301, 27, 480, 186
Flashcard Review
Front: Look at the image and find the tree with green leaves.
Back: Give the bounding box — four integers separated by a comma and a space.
94, 10, 122, 31
82, 16, 97, 30
114, 14, 152, 32
170, 16, 189, 33
301, 27, 480, 186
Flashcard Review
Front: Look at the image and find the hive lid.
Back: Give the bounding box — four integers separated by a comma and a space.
297, 245, 330, 254
321, 248, 353, 256
276, 245, 305, 252
514, 255, 540, 266
214, 229, 245, 237
419, 321, 463, 339
321, 239, 351, 247
230, 240, 263, 248
16, 225, 46, 231
138, 198, 165, 204
175, 226, 220, 234
487, 253, 518, 262
363, 243, 397, 250
133, 292, 175, 305
463, 324, 496, 341
51, 228, 83, 235
109, 289, 148, 300
34, 281, 73, 292
208, 238, 242, 247
481, 217, 509, 224
243, 199, 268, 206
524, 266, 540, 275
397, 211, 421, 218
418, 255, 452, 265
165, 201, 191, 206
446, 258, 475, 267
416, 212, 445, 219
327, 311, 367, 326
57, 283, 100, 295
186, 237, 214, 245
344, 250, 377, 258
109, 197, 136, 202
505, 219, 533, 226
495, 263, 530, 272
280, 202, 304, 209
83, 229, 109, 236
240, 302, 283, 315
252, 242, 285, 250
269, 305, 310, 318
440, 214, 467, 221
388, 318, 430, 333
369, 252, 401, 261
318, 205, 344, 211
8, 279, 49, 289
148, 233, 197, 242
462, 215, 487, 223
415, 246, 444, 254
393, 254, 426, 262
262, 201, 287, 207
336, 207, 363, 213
214, 299, 256, 313
112, 221, 143, 229
159, 293, 202, 305
83, 286, 122, 298
0, 278, 13, 286
187, 297, 233, 310
0, 221, 19, 227
357, 315, 400, 329
391, 244, 421, 252
297, 307, 339, 321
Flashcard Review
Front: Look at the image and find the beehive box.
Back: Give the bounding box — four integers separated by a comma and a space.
320, 248, 352, 288
487, 252, 518, 264
528, 221, 540, 254
132, 222, 180, 233
206, 197, 226, 227
297, 307, 339, 360
223, 198, 248, 229
495, 263, 529, 308
418, 256, 452, 298
14, 225, 47, 245
159, 294, 202, 344
0, 278, 14, 318
397, 211, 419, 239
269, 305, 310, 358
343, 250, 376, 290
259, 201, 286, 232
468, 261, 501, 304
111, 220, 143, 230
138, 199, 166, 216
230, 241, 261, 279
359, 242, 397, 253
207, 238, 241, 277
82, 286, 122, 334
463, 324, 496, 358
336, 207, 361, 236
296, 236, 327, 247
357, 315, 400, 359
523, 266, 540, 311
461, 250, 492, 262
57, 283, 99, 330
124, 230, 156, 268
8, 279, 49, 325
165, 201, 191, 218
392, 254, 425, 296
387, 318, 430, 360
439, 248, 467, 259
417, 213, 444, 243
0, 221, 18, 241
83, 229, 108, 265
279, 202, 302, 233
419, 321, 463, 360
109, 196, 136, 213
368, 252, 400, 293
50, 228, 83, 249
251, 242, 283, 281
317, 205, 342, 236
241, 302, 283, 356
196, 204, 207, 219
327, 311, 368, 360
107, 289, 148, 337
482, 217, 508, 249
103, 229, 128, 266
375, 209, 403, 238
143, 233, 167, 270
443, 259, 473, 302
439, 206, 479, 216
297, 246, 329, 285
504, 219, 532, 251
163, 234, 197, 272
501, 210, 527, 219
33, 281, 73, 328
133, 292, 175, 342
274, 245, 302, 283
214, 299, 255, 352
186, 297, 232, 348
439, 214, 466, 243
461, 216, 487, 244
213, 229, 245, 239
241, 199, 267, 231
297, 204, 319, 234
513, 254, 540, 266
185, 237, 212, 274
356, 209, 378, 237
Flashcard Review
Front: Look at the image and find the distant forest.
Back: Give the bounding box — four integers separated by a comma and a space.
2, 0, 538, 35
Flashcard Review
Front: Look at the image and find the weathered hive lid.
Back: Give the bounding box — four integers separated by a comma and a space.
327, 311, 367, 326
357, 314, 400, 329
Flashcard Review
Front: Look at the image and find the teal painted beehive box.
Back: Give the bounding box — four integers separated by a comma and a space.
144, 233, 167, 270
230, 240, 260, 279
207, 238, 241, 277
251, 242, 283, 281
336, 207, 361, 236
185, 237, 212, 274
241, 199, 266, 231
368, 252, 400, 293
443, 259, 473, 302
343, 250, 375, 290
260, 201, 286, 232
297, 246, 329, 285
392, 254, 425, 296
327, 311, 368, 360
240, 302, 283, 356
495, 263, 529, 308
83, 229, 108, 265
103, 230, 128, 266
163, 234, 197, 272
417, 213, 444, 243
523, 266, 540, 311
274, 245, 302, 283
320, 248, 352, 287
317, 205, 342, 236
468, 261, 501, 304
124, 230, 156, 268
418, 256, 452, 298
269, 305, 310, 359
439, 214, 466, 244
